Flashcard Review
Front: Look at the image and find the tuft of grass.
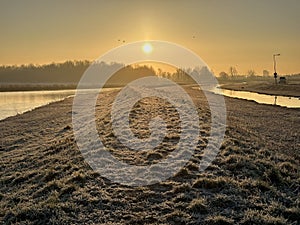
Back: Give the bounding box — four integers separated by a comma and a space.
205, 215, 234, 225
34, 180, 62, 198
67, 171, 86, 186
263, 167, 283, 185
192, 177, 229, 190
188, 197, 208, 214
255, 179, 273, 192
43, 190, 60, 209
165, 209, 190, 225
172, 182, 191, 193
59, 184, 77, 198
278, 161, 298, 175
3, 204, 62, 225
173, 192, 194, 203
240, 209, 288, 225
43, 168, 59, 182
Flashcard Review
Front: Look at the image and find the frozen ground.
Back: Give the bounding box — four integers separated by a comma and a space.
0, 86, 299, 224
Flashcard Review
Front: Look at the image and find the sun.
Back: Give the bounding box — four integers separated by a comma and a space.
142, 43, 153, 54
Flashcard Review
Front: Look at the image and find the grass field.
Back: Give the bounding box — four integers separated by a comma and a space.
1, 86, 299, 224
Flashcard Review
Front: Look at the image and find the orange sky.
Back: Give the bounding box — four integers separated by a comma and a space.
0, 1, 299, 75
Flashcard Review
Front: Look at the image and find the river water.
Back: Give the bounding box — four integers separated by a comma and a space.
212, 88, 300, 108
0, 87, 299, 121
0, 90, 76, 120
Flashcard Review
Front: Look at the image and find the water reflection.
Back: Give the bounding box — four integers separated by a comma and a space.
274, 96, 277, 105
0, 88, 120, 121
0, 90, 75, 120
212, 88, 300, 108
1, 87, 299, 121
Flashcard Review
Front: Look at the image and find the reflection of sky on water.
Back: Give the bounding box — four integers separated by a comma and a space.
212, 88, 300, 108
0, 88, 119, 121
1, 86, 299, 121
0, 90, 75, 120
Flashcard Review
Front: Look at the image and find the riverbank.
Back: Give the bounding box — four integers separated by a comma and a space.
1, 87, 299, 224
220, 82, 300, 97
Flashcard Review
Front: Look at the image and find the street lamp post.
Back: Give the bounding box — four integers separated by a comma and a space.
273, 53, 280, 85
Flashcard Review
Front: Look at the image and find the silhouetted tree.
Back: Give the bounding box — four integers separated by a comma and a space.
219, 71, 229, 79
229, 66, 238, 78
247, 69, 256, 77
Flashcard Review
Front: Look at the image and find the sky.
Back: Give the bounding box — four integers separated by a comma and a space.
0, 0, 299, 75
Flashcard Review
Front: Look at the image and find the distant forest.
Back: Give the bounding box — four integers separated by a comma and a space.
2, 60, 297, 91
1, 61, 300, 84
0, 61, 199, 91
1, 61, 95, 84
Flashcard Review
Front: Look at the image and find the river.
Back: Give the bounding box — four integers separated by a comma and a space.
212, 87, 300, 108
0, 90, 76, 120
0, 87, 299, 121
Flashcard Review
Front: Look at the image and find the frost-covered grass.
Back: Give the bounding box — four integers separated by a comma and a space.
0, 86, 299, 224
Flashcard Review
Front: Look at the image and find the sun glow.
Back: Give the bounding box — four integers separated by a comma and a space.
142, 43, 153, 54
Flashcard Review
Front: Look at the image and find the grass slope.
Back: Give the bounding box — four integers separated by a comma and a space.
1, 87, 299, 224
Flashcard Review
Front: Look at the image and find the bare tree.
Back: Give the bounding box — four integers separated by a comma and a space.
219, 71, 229, 79
247, 69, 256, 77
229, 66, 238, 78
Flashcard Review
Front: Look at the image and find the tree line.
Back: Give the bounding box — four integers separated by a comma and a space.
0, 61, 206, 86
4, 61, 296, 90
0, 61, 91, 84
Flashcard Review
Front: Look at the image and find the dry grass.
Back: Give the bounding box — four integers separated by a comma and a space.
0, 86, 299, 224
